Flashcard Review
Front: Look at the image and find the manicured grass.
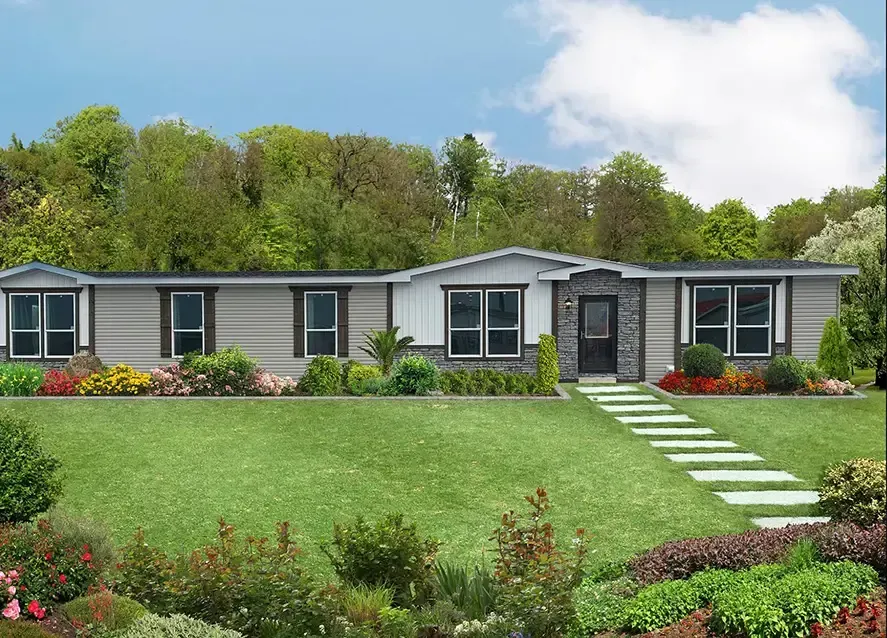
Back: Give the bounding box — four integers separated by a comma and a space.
850, 368, 876, 386
3, 391, 751, 572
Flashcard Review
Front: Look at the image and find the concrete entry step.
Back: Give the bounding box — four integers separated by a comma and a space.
601, 404, 675, 412
588, 394, 659, 402
688, 470, 800, 482
651, 440, 738, 448
715, 491, 820, 505
753, 516, 831, 528
632, 427, 716, 435
577, 385, 639, 394
578, 376, 618, 384
617, 414, 695, 423
665, 452, 763, 463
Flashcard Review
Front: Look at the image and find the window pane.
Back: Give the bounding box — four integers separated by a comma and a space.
450, 330, 481, 356
695, 327, 728, 354
488, 330, 519, 355
450, 292, 481, 329
306, 293, 336, 330
46, 294, 75, 330
736, 287, 770, 326
695, 287, 729, 326
307, 331, 336, 356
174, 331, 204, 356
47, 332, 75, 357
736, 327, 769, 355
487, 291, 519, 328
173, 294, 203, 330
12, 332, 40, 357
585, 302, 609, 337
11, 295, 40, 330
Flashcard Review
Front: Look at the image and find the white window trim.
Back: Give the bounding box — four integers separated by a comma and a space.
692, 285, 731, 356
485, 289, 521, 358
43, 292, 76, 359
304, 291, 338, 358
9, 293, 42, 359
448, 289, 483, 358
734, 285, 772, 357
171, 292, 205, 358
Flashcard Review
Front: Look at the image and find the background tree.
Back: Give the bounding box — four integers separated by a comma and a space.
440, 134, 491, 242
699, 199, 758, 260
758, 198, 825, 258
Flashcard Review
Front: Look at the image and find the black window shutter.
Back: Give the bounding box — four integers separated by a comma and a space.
291, 287, 305, 358
158, 288, 172, 358
337, 290, 349, 358
203, 288, 217, 354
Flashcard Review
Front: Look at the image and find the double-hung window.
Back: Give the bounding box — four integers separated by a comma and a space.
447, 288, 522, 358
486, 290, 520, 357
8, 292, 76, 358
734, 285, 771, 356
9, 294, 42, 358
171, 292, 204, 357
448, 290, 482, 357
693, 286, 730, 354
44, 293, 76, 357
305, 292, 337, 356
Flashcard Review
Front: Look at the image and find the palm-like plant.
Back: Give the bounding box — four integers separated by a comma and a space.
360, 327, 415, 375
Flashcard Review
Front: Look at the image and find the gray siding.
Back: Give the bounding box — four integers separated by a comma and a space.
94, 286, 172, 371
644, 278, 676, 381
347, 284, 388, 363
0, 270, 79, 288
791, 276, 840, 361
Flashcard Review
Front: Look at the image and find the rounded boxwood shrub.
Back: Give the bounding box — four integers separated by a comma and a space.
817, 317, 852, 381
0, 411, 63, 524
116, 614, 243, 638
390, 355, 439, 395
819, 458, 886, 526
536, 333, 559, 394
298, 355, 341, 396
682, 343, 726, 379
346, 363, 383, 394
764, 355, 806, 391
64, 593, 148, 630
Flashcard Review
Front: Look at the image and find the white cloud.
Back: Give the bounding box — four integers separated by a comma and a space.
472, 130, 499, 154
516, 0, 885, 215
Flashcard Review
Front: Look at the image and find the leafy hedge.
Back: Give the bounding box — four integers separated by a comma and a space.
439, 369, 538, 395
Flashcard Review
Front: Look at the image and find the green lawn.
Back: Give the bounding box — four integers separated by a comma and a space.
2, 388, 884, 573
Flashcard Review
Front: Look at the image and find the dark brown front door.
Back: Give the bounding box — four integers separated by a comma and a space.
579, 295, 617, 374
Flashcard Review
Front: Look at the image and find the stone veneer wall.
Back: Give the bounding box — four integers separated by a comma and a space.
0, 347, 67, 370
402, 345, 538, 375
557, 271, 641, 381
679, 343, 787, 372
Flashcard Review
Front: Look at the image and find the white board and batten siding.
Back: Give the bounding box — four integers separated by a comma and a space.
0, 273, 90, 348
94, 284, 387, 377
392, 254, 562, 346
644, 278, 675, 381
791, 276, 840, 361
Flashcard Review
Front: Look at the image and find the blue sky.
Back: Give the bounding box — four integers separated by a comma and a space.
1, 0, 885, 213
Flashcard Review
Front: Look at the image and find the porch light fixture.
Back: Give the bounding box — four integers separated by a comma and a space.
564, 297, 574, 310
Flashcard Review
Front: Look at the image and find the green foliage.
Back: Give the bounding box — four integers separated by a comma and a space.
321, 513, 440, 607
359, 328, 415, 375
818, 458, 886, 526
700, 198, 758, 259
0, 363, 44, 397
817, 317, 852, 380
299, 355, 342, 395
338, 584, 395, 627
0, 623, 55, 638
435, 562, 498, 621
438, 369, 537, 395
346, 362, 383, 394
390, 355, 439, 395
571, 575, 639, 635
681, 343, 726, 379
115, 614, 244, 638
764, 355, 806, 391
352, 375, 395, 396
183, 345, 259, 394
536, 333, 559, 394
800, 360, 824, 383
63, 592, 148, 631
781, 539, 822, 572
0, 412, 62, 524
0, 194, 86, 270
42, 509, 116, 569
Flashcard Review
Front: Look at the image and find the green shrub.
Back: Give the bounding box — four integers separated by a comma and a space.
571, 575, 639, 635
183, 346, 258, 395
0, 622, 55, 638
347, 363, 383, 394
764, 354, 806, 391
800, 360, 824, 383
0, 411, 62, 524
43, 509, 116, 569
536, 333, 559, 394
0, 363, 44, 397
681, 343, 726, 378
390, 355, 439, 395
435, 562, 498, 621
438, 369, 537, 395
359, 327, 415, 375
782, 538, 822, 572
63, 592, 148, 630
116, 614, 244, 638
321, 513, 440, 607
341, 359, 361, 385
819, 458, 886, 526
818, 317, 852, 380
299, 355, 342, 395
351, 375, 394, 396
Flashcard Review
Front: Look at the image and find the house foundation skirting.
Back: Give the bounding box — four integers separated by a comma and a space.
402, 345, 538, 375
0, 347, 67, 370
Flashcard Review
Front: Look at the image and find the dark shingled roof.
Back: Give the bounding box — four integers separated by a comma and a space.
630, 259, 851, 271
84, 268, 398, 278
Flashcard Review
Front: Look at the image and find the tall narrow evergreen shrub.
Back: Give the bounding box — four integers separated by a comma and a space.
817, 317, 851, 380
536, 334, 559, 394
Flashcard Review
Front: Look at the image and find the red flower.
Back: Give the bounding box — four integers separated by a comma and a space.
865, 618, 880, 634
27, 600, 40, 614
810, 622, 824, 637
58, 574, 67, 584
35, 608, 45, 620
44, 553, 52, 561
838, 607, 851, 624
81, 552, 92, 562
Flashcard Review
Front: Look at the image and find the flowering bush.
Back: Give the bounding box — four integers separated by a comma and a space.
149, 364, 297, 396
658, 369, 766, 395
36, 370, 82, 396
0, 363, 44, 397
802, 378, 855, 396
78, 365, 151, 396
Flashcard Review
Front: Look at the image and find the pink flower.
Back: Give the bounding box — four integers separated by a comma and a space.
7, 585, 15, 596
8, 570, 18, 579
2, 599, 20, 620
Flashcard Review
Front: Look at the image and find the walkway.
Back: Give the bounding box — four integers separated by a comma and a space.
578, 384, 830, 529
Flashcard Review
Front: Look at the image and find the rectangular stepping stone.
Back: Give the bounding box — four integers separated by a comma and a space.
577, 385, 638, 394
665, 452, 763, 463
617, 414, 695, 423
588, 394, 659, 402
632, 427, 715, 435
688, 470, 800, 482
714, 491, 819, 505
651, 440, 738, 448
600, 404, 675, 412
752, 516, 831, 528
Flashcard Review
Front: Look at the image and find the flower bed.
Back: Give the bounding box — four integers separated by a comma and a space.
658, 369, 855, 396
